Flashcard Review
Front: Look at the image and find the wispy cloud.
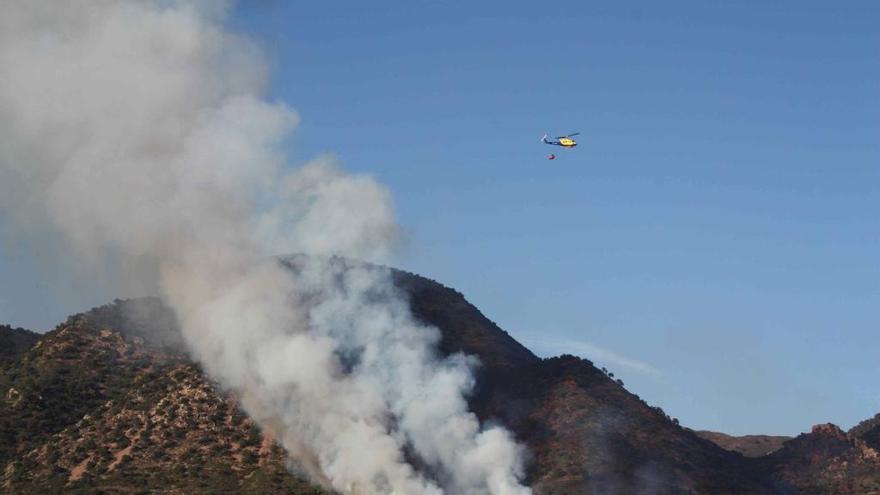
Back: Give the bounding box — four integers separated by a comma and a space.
519, 335, 660, 376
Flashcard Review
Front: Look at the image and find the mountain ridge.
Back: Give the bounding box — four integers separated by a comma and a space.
1, 265, 878, 494
695, 431, 792, 458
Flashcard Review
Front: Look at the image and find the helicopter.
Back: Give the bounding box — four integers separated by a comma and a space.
542, 132, 579, 148
542, 132, 579, 160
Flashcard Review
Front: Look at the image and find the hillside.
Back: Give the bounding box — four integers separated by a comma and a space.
0, 299, 324, 494
1, 266, 878, 494
395, 270, 775, 494
851, 413, 880, 449
757, 424, 880, 495
695, 431, 791, 458
0, 325, 39, 362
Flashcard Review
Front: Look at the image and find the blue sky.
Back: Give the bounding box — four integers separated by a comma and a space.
1, 1, 877, 436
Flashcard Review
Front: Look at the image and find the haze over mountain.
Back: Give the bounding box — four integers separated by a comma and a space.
2, 264, 878, 494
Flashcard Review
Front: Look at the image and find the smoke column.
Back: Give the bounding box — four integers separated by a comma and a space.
0, 1, 531, 494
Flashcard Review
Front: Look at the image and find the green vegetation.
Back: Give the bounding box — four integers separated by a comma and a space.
850, 412, 880, 439
0, 324, 39, 361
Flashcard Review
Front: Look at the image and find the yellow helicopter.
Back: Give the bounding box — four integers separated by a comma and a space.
542, 132, 579, 160
542, 132, 579, 148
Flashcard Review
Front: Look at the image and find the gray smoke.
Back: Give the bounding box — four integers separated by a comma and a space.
0, 1, 530, 493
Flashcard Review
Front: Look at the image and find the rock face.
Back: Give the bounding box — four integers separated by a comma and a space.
1, 267, 878, 494
757, 424, 880, 495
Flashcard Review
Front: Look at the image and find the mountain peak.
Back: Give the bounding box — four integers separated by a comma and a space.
811, 423, 847, 439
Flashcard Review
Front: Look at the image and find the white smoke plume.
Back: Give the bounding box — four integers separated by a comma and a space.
0, 1, 531, 494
